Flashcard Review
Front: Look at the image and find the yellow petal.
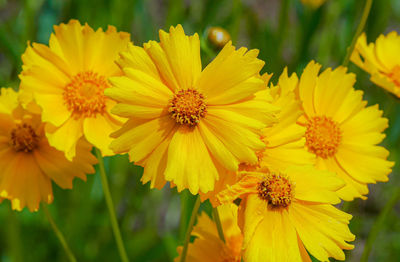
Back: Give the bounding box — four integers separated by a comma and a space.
287, 165, 343, 204
83, 113, 121, 156
322, 157, 369, 201
0, 88, 19, 115
289, 202, 354, 261
0, 152, 53, 212
375, 31, 400, 70
164, 126, 219, 194
243, 204, 304, 262
203, 114, 265, 165
197, 121, 239, 172
45, 117, 84, 160
341, 104, 388, 138
139, 132, 172, 190
117, 43, 161, 80
82, 25, 130, 76
107, 71, 171, 107
111, 115, 176, 161
158, 25, 202, 90
298, 61, 321, 117
34, 138, 96, 189
34, 93, 71, 126
335, 145, 393, 184
198, 43, 265, 105
144, 40, 180, 91
52, 20, 85, 73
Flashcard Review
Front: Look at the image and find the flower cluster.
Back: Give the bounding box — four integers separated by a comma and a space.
0, 19, 395, 261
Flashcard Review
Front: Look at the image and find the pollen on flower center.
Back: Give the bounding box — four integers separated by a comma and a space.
63, 71, 109, 118
305, 116, 341, 158
257, 172, 294, 208
10, 123, 40, 152
168, 89, 207, 126
387, 65, 400, 86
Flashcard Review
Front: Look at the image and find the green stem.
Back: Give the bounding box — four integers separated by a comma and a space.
95, 148, 129, 262
212, 207, 226, 243
342, 0, 373, 66
42, 204, 77, 262
276, 0, 290, 56
179, 190, 191, 241
229, 0, 243, 43
180, 195, 201, 262
200, 37, 216, 61
360, 187, 400, 262
8, 208, 23, 262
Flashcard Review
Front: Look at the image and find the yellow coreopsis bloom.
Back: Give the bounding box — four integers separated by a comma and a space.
19, 20, 131, 160
106, 25, 277, 195
245, 70, 315, 172
301, 0, 326, 9
296, 61, 393, 200
218, 166, 355, 262
175, 203, 242, 262
0, 88, 96, 212
351, 32, 400, 97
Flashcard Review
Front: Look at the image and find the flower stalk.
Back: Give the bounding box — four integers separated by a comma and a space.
342, 0, 373, 66
180, 195, 201, 262
212, 207, 226, 243
95, 148, 129, 262
360, 187, 400, 262
42, 204, 77, 262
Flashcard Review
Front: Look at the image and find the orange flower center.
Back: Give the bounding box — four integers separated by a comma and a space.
305, 116, 341, 158
63, 71, 109, 118
10, 123, 40, 152
257, 172, 294, 208
388, 65, 400, 86
169, 89, 207, 126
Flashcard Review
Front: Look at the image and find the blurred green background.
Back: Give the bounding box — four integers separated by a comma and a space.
0, 0, 400, 261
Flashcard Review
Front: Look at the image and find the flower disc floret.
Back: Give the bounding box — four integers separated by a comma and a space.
305, 116, 341, 158
10, 123, 40, 152
257, 172, 294, 208
63, 71, 109, 118
169, 89, 207, 126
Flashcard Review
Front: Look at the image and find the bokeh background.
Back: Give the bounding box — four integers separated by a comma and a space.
0, 0, 400, 261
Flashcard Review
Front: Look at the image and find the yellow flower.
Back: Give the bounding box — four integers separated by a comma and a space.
175, 203, 242, 262
296, 61, 393, 200
240, 70, 315, 173
106, 25, 277, 195
301, 0, 326, 9
351, 32, 400, 97
218, 166, 355, 262
0, 88, 96, 212
19, 20, 131, 160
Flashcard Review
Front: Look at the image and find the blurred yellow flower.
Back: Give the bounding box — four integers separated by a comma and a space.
175, 203, 242, 262
106, 25, 277, 195
351, 32, 400, 97
296, 61, 393, 200
218, 166, 354, 262
0, 88, 96, 212
19, 19, 131, 160
301, 0, 326, 9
